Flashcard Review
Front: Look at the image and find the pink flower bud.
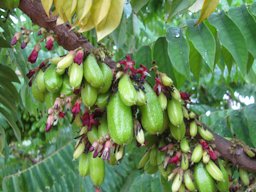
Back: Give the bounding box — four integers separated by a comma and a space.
45, 115, 54, 132
58, 112, 65, 118
71, 100, 81, 116
11, 32, 22, 46
180, 92, 190, 101
45, 36, 54, 50
74, 50, 84, 65
21, 37, 29, 49
28, 44, 40, 63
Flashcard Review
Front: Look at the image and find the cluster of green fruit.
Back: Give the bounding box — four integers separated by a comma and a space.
28, 50, 254, 191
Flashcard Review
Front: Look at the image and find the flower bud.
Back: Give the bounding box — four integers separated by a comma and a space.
21, 37, 29, 49
74, 50, 84, 65
10, 32, 21, 46
45, 36, 54, 50
28, 44, 40, 63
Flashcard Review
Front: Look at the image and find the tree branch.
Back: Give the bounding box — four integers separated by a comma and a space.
18, 0, 256, 172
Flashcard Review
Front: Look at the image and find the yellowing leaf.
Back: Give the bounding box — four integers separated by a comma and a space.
92, 0, 111, 26
41, 0, 53, 17
71, 0, 78, 16
79, 0, 93, 22
196, 0, 219, 25
78, 17, 94, 33
63, 0, 73, 23
96, 0, 125, 41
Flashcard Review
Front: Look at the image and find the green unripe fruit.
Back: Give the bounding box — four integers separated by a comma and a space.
79, 153, 89, 177
167, 99, 183, 127
136, 89, 147, 106
140, 83, 164, 134
98, 117, 108, 138
191, 144, 203, 163
84, 54, 104, 88
87, 126, 99, 144
45, 92, 58, 109
158, 92, 167, 111
89, 153, 105, 186
107, 93, 133, 145
169, 122, 185, 141
60, 76, 73, 96
32, 80, 45, 102
44, 65, 63, 93
216, 160, 230, 192
99, 63, 113, 93
144, 160, 158, 174
81, 83, 98, 108
96, 93, 110, 109
118, 74, 137, 106
36, 70, 46, 92
194, 163, 216, 192
69, 63, 83, 89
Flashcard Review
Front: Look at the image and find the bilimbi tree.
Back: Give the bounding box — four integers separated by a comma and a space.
1, 0, 256, 191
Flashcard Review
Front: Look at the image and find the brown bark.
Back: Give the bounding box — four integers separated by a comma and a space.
18, 0, 256, 172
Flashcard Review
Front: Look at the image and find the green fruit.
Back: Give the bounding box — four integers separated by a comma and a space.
99, 63, 113, 93
89, 153, 105, 186
239, 168, 250, 186
45, 92, 58, 109
140, 83, 164, 134
194, 163, 216, 192
136, 89, 146, 106
98, 117, 108, 138
87, 126, 99, 144
138, 151, 150, 169
169, 122, 185, 141
118, 74, 137, 106
79, 153, 89, 177
36, 70, 46, 92
149, 147, 158, 166
190, 121, 198, 138
191, 144, 203, 163
158, 92, 167, 111
81, 83, 98, 108
96, 93, 109, 109
216, 160, 230, 192
107, 93, 133, 145
60, 76, 73, 96
69, 63, 83, 89
180, 138, 190, 153
167, 99, 183, 127
144, 160, 158, 174
32, 80, 45, 102
205, 160, 224, 181
44, 65, 63, 93
57, 52, 74, 70
84, 54, 104, 88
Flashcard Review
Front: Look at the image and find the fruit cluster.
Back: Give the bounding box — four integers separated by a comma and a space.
11, 30, 255, 192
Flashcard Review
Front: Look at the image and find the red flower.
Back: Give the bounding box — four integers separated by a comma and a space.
208, 148, 218, 160
200, 140, 209, 150
26, 69, 36, 79
81, 111, 99, 131
45, 36, 54, 50
28, 44, 40, 63
136, 64, 149, 80
180, 92, 190, 101
58, 111, 65, 118
71, 100, 81, 116
74, 50, 84, 65
153, 77, 165, 95
119, 55, 136, 72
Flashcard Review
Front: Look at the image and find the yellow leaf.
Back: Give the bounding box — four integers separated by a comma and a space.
92, 0, 111, 26
63, 0, 73, 23
79, 0, 93, 22
41, 0, 53, 17
71, 0, 78, 16
96, 0, 125, 41
78, 17, 94, 33
196, 0, 219, 25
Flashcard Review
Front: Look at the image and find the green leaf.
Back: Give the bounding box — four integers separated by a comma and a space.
228, 5, 256, 59
208, 12, 248, 75
133, 46, 152, 67
153, 37, 175, 81
0, 64, 20, 83
0, 107, 20, 141
187, 20, 216, 70
130, 0, 150, 13
166, 0, 196, 20
243, 104, 256, 147
166, 27, 190, 79
189, 42, 202, 81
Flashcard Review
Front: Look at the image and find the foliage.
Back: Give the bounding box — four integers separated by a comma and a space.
0, 0, 256, 191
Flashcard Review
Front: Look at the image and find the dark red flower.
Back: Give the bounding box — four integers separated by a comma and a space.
180, 92, 190, 101
119, 55, 136, 72
81, 111, 99, 131
58, 111, 65, 118
200, 140, 209, 150
136, 64, 149, 80
71, 100, 81, 116
26, 69, 36, 79
21, 41, 28, 49
153, 77, 165, 95
28, 44, 40, 63
208, 148, 218, 160
45, 36, 54, 50
168, 152, 181, 164
74, 50, 84, 65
